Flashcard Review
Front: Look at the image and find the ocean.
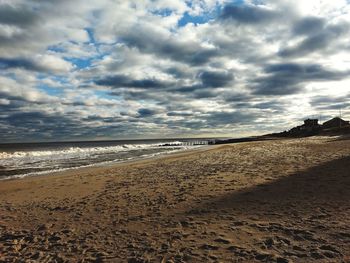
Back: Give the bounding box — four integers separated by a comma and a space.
0, 138, 214, 180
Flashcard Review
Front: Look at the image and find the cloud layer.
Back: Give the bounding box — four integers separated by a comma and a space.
1, 0, 350, 142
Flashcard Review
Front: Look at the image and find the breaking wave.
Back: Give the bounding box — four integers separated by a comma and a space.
0, 140, 207, 179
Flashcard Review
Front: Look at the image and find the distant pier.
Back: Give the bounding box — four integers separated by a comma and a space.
159, 140, 216, 147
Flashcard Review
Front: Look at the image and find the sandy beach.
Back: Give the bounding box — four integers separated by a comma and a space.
1, 136, 350, 262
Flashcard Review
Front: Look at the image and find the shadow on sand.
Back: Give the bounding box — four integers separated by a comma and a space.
181, 156, 350, 261
192, 156, 350, 215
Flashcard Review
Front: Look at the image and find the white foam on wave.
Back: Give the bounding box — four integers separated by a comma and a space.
0, 142, 187, 160
0, 144, 202, 180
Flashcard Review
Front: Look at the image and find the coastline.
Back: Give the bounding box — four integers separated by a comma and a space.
0, 144, 216, 182
1, 136, 350, 262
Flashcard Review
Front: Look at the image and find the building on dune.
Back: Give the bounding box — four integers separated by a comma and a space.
302, 119, 320, 132
288, 118, 321, 136
322, 117, 350, 129
268, 116, 350, 138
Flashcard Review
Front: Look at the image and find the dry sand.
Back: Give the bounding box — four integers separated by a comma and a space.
0, 136, 350, 262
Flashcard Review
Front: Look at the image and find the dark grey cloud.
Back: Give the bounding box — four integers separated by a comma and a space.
137, 108, 157, 118
165, 67, 192, 79
0, 101, 25, 115
0, 109, 143, 142
191, 89, 218, 99
162, 119, 205, 130
166, 111, 193, 117
82, 115, 135, 124
222, 93, 251, 103
252, 78, 301, 96
0, 57, 41, 71
202, 111, 258, 127
4, 111, 58, 127
279, 33, 330, 57
220, 4, 279, 24
0, 111, 81, 141
170, 86, 217, 98
251, 63, 350, 96
166, 70, 233, 97
99, 69, 232, 100
316, 103, 350, 111
153, 110, 258, 131
0, 56, 71, 73
293, 17, 326, 35
265, 63, 348, 80
0, 4, 38, 27
225, 97, 287, 114
95, 74, 169, 89
251, 101, 286, 111
310, 95, 350, 110
311, 95, 350, 105
119, 29, 218, 65
280, 22, 349, 57
199, 70, 234, 88
172, 84, 201, 93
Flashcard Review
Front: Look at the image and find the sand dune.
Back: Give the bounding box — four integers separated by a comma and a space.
1, 137, 350, 262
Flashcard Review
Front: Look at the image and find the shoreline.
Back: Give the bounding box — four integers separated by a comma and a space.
1, 136, 350, 262
2, 134, 332, 182
0, 144, 216, 182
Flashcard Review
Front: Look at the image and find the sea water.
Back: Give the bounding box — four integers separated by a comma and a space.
0, 139, 213, 179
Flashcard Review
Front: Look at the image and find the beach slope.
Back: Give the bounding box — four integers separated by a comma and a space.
1, 137, 350, 262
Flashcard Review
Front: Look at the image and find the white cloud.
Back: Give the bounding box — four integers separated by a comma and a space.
0, 98, 10, 105
34, 54, 74, 73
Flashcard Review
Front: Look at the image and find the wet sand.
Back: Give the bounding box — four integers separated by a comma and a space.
1, 137, 350, 262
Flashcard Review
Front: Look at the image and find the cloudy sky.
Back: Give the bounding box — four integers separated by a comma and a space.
0, 0, 350, 142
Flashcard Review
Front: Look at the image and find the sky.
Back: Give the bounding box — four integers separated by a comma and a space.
0, 0, 350, 142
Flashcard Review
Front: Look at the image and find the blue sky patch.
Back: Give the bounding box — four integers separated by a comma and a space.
65, 57, 92, 69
